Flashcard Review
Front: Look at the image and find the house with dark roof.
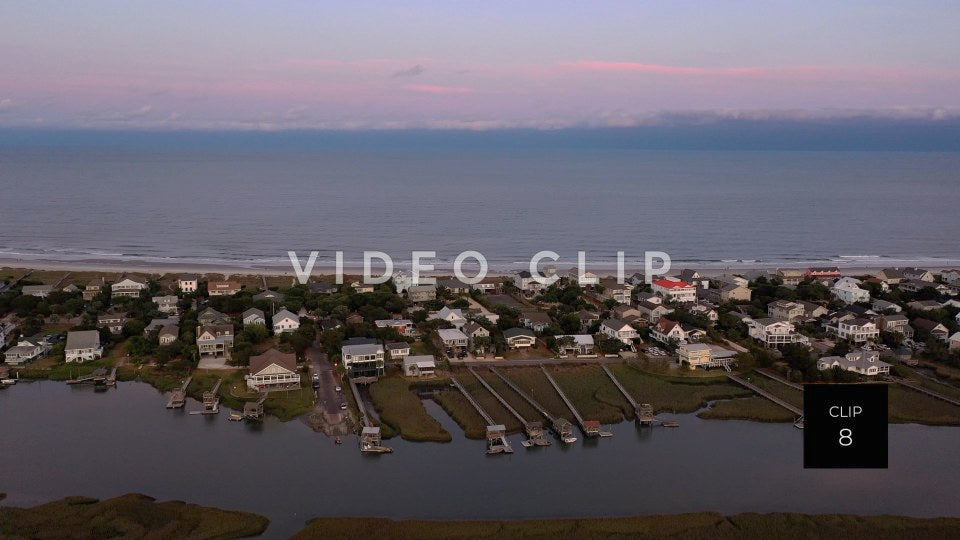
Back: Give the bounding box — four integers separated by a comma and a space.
245, 349, 300, 391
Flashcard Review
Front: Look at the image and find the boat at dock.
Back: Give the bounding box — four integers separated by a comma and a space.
1, 378, 16, 386
661, 421, 680, 428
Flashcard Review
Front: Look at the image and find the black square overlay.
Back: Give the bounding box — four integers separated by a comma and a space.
804, 384, 887, 469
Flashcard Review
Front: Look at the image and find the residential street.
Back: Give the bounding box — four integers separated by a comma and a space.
304, 339, 353, 436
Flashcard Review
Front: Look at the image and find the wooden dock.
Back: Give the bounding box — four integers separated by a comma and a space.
469, 367, 549, 447
166, 376, 192, 408
897, 379, 960, 407
66, 367, 115, 389
242, 395, 268, 421
190, 378, 222, 415
726, 373, 804, 428
601, 365, 655, 424
450, 376, 512, 454
349, 378, 392, 453
490, 367, 577, 443
540, 365, 606, 437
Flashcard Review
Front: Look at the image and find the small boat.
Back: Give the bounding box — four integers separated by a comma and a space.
228, 412, 244, 421
334, 437, 342, 445
562, 436, 578, 444
599, 431, 614, 437
661, 421, 680, 428
521, 440, 533, 448
1, 379, 16, 386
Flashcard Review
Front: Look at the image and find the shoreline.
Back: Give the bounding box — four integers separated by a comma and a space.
2, 256, 956, 281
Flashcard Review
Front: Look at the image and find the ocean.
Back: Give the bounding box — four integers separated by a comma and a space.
1, 144, 959, 272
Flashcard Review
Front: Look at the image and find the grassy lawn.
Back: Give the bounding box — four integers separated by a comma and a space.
609, 363, 752, 414
888, 386, 960, 426
741, 372, 804, 409
549, 365, 632, 424
434, 369, 528, 438
697, 397, 797, 422
369, 376, 452, 442
294, 512, 960, 539
434, 390, 488, 439
473, 369, 545, 423
498, 366, 571, 420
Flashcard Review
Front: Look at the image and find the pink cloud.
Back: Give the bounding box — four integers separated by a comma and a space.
559, 61, 840, 80
404, 84, 473, 95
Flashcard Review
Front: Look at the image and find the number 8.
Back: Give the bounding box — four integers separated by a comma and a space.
839, 428, 853, 447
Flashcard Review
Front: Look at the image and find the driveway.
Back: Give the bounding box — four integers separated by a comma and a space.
305, 340, 352, 436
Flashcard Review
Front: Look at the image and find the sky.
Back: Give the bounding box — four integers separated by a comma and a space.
2, 1, 960, 131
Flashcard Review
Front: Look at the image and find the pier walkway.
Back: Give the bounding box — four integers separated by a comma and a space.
469, 367, 549, 446
166, 376, 192, 409
897, 379, 960, 407
601, 365, 655, 423
450, 376, 512, 454
755, 369, 803, 390
490, 367, 576, 443
726, 373, 802, 416
349, 378, 392, 453
540, 365, 604, 437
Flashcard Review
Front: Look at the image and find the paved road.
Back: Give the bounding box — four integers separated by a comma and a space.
449, 356, 629, 367
305, 339, 351, 435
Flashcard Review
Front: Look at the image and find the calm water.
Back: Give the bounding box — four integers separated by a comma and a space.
1, 148, 959, 270
1, 381, 959, 538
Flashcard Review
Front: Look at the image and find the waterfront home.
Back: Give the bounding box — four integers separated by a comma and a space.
832, 277, 870, 305
437, 278, 472, 295
798, 300, 829, 320
470, 276, 503, 294
112, 277, 148, 298
243, 308, 266, 326
97, 314, 126, 334
747, 318, 808, 348
428, 306, 467, 328
904, 268, 935, 282
555, 334, 595, 356
912, 318, 949, 342
4, 338, 45, 365
158, 325, 179, 345
62, 283, 80, 293
83, 277, 107, 300
520, 310, 553, 333
403, 355, 436, 377
350, 281, 375, 294
907, 300, 943, 312
678, 269, 710, 289
513, 270, 547, 295
177, 274, 198, 293
245, 349, 300, 392
871, 299, 902, 313
767, 300, 805, 321
678, 343, 713, 369
817, 350, 891, 376
636, 300, 673, 323
65, 330, 103, 363
198, 307, 231, 325
272, 309, 300, 334
599, 318, 638, 345
208, 280, 242, 296
253, 290, 286, 303
598, 278, 632, 304
900, 279, 950, 295
950, 332, 960, 352
775, 268, 805, 286
375, 319, 415, 335
806, 267, 841, 280
563, 267, 599, 285
196, 324, 234, 358
386, 342, 411, 360
437, 328, 469, 350
942, 269, 960, 286
0, 322, 15, 349
153, 295, 179, 315
21, 284, 54, 297
342, 343, 385, 378
407, 284, 437, 302
503, 327, 536, 349
835, 318, 879, 343
876, 313, 913, 338
652, 318, 686, 345
651, 278, 697, 303
462, 322, 491, 353
876, 268, 905, 285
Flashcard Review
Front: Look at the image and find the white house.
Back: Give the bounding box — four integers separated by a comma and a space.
375, 319, 416, 335
245, 349, 300, 392
554, 334, 595, 356
832, 277, 870, 305
21, 285, 54, 297
949, 332, 960, 352
386, 342, 411, 360
196, 324, 234, 358
747, 318, 809, 348
652, 318, 686, 345
208, 280, 242, 296
835, 318, 879, 343
342, 343, 385, 378
178, 274, 198, 293
651, 278, 697, 303
504, 327, 536, 348
599, 319, 638, 345
112, 277, 148, 298
428, 307, 467, 328
272, 309, 300, 334
4, 338, 45, 365
65, 330, 103, 363
403, 355, 437, 377
767, 300, 805, 321
158, 325, 179, 345
818, 350, 891, 376
942, 269, 960, 286
152, 295, 179, 315
598, 278, 632, 304
514, 270, 547, 295
437, 328, 469, 349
